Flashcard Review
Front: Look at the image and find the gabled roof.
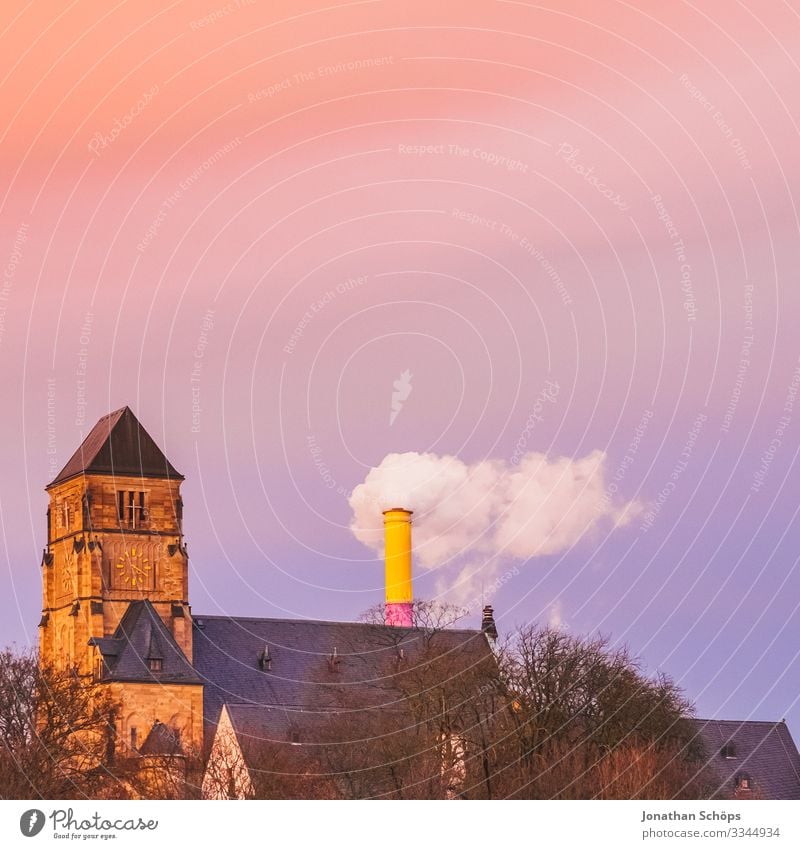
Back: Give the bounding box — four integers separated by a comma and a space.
91, 600, 200, 685
48, 406, 182, 488
192, 615, 494, 750
691, 718, 800, 800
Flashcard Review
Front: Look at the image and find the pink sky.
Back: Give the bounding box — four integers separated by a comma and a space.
2, 1, 800, 730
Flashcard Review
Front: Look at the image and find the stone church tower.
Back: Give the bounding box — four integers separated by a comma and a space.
39, 407, 203, 754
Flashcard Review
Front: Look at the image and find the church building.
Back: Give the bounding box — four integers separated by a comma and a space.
39, 406, 496, 791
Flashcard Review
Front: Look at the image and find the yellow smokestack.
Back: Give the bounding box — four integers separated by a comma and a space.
383, 508, 413, 627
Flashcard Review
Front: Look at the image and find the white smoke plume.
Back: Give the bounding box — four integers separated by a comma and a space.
349, 450, 638, 589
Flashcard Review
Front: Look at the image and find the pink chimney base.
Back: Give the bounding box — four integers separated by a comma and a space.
385, 602, 413, 628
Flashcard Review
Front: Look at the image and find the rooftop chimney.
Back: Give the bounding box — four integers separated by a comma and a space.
383, 508, 413, 627
481, 604, 498, 641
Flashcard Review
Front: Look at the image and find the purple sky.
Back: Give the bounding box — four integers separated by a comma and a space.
1, 0, 799, 733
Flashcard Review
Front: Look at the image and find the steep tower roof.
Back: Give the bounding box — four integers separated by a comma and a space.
48, 406, 183, 488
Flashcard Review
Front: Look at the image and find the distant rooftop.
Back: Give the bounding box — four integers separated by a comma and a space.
691, 718, 800, 800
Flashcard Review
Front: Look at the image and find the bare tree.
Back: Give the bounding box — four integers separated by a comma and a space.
359, 599, 469, 631
0, 648, 120, 798
317, 602, 501, 799
316, 618, 708, 800
0, 647, 198, 800
490, 624, 707, 799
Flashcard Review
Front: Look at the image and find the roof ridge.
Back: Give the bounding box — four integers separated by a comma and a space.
194, 613, 483, 634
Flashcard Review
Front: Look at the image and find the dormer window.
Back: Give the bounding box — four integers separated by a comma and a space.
148, 658, 163, 672
721, 742, 737, 759
736, 772, 752, 791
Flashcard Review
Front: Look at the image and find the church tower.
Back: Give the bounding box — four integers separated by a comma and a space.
40, 406, 192, 675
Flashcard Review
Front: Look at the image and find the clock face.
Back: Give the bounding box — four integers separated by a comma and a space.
116, 546, 152, 589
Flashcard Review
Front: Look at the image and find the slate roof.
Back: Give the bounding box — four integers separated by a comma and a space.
690, 718, 800, 800
48, 406, 182, 487
91, 600, 201, 685
225, 704, 330, 757
192, 615, 494, 750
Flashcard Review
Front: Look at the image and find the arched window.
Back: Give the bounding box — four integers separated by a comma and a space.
126, 713, 144, 752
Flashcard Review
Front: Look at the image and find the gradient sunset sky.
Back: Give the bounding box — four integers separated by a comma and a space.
1, 1, 800, 732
